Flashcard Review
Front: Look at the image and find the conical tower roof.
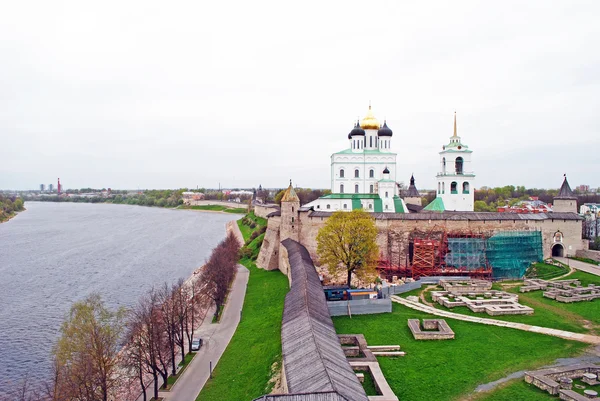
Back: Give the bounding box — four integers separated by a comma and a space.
555, 175, 577, 200
281, 180, 300, 202
406, 174, 420, 197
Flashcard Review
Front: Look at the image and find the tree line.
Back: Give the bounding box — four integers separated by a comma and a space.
0, 194, 24, 222
473, 185, 600, 212
7, 231, 241, 401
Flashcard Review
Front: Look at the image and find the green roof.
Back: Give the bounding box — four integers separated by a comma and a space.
393, 196, 405, 213
374, 198, 383, 213
333, 148, 397, 155
423, 197, 445, 212
440, 149, 473, 154
378, 179, 396, 183
321, 193, 381, 199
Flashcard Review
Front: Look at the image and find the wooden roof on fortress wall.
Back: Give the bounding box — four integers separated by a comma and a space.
277, 239, 368, 401
307, 211, 583, 221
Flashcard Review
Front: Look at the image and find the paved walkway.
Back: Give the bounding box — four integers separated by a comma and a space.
391, 296, 600, 345
158, 264, 250, 401
555, 257, 600, 277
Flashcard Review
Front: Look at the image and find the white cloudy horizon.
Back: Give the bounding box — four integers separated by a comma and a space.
1, 1, 599, 191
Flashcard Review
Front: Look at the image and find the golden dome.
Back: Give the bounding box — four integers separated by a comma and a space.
360, 105, 380, 130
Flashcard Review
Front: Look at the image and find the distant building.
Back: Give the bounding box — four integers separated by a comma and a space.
497, 198, 553, 214
40, 184, 45, 192
578, 185, 590, 193
48, 184, 54, 192
581, 203, 600, 220
182, 191, 205, 205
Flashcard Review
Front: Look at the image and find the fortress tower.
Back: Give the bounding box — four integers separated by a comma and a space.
553, 175, 577, 213
278, 181, 300, 278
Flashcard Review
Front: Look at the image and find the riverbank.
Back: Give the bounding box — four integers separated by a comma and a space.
180, 205, 248, 214
0, 202, 237, 397
0, 210, 20, 223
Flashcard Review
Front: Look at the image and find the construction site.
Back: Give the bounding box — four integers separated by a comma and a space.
378, 229, 544, 280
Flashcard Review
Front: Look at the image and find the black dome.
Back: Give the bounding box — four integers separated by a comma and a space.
349, 120, 365, 137
383, 166, 390, 174
377, 120, 393, 137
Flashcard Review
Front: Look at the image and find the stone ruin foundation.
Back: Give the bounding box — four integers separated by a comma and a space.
521, 279, 600, 304
431, 283, 534, 316
338, 334, 400, 401
524, 363, 600, 400
408, 319, 455, 340
439, 279, 492, 294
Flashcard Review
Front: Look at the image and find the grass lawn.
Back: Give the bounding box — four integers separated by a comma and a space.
186, 204, 248, 214
361, 372, 378, 396
471, 379, 554, 401
196, 259, 288, 401
237, 212, 267, 241
333, 302, 588, 401
163, 352, 196, 388
526, 262, 569, 280
196, 215, 289, 401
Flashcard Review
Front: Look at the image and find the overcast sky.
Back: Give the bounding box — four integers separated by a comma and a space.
1, 1, 599, 191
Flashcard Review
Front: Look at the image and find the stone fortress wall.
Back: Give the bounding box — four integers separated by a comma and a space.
258, 206, 587, 274
294, 211, 585, 267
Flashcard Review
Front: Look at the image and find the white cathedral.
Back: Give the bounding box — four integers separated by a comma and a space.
304, 106, 475, 213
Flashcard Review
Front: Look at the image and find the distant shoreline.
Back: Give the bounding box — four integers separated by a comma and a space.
24, 199, 248, 215
0, 209, 25, 224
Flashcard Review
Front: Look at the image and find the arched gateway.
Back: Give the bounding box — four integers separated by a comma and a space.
551, 243, 565, 257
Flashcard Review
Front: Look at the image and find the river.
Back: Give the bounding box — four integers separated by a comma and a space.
0, 202, 238, 397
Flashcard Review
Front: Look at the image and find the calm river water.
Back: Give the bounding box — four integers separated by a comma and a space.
0, 202, 238, 396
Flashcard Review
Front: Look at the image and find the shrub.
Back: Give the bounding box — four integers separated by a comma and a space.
239, 247, 253, 259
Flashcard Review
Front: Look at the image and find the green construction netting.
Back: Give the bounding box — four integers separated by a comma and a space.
445, 237, 487, 270
486, 231, 543, 279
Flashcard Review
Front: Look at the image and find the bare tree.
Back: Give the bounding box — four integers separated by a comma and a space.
203, 231, 241, 321
159, 282, 179, 376
122, 318, 151, 401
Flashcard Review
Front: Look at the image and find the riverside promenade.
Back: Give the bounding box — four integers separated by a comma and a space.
157, 264, 249, 401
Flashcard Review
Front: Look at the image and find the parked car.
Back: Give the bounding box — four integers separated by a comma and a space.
191, 338, 203, 351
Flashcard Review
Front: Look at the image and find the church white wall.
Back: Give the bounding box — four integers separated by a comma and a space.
331, 152, 397, 193
437, 176, 475, 211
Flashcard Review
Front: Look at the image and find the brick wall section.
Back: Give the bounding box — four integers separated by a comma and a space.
256, 216, 281, 270
254, 204, 279, 219
576, 249, 600, 262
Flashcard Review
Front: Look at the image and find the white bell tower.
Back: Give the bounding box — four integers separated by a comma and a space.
435, 112, 475, 211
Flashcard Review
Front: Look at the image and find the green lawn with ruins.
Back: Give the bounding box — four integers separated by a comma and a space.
196, 215, 287, 401
332, 303, 588, 401
412, 269, 600, 335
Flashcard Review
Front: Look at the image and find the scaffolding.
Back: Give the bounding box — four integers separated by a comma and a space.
410, 230, 492, 280
486, 231, 543, 279
378, 229, 542, 281
445, 237, 487, 267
